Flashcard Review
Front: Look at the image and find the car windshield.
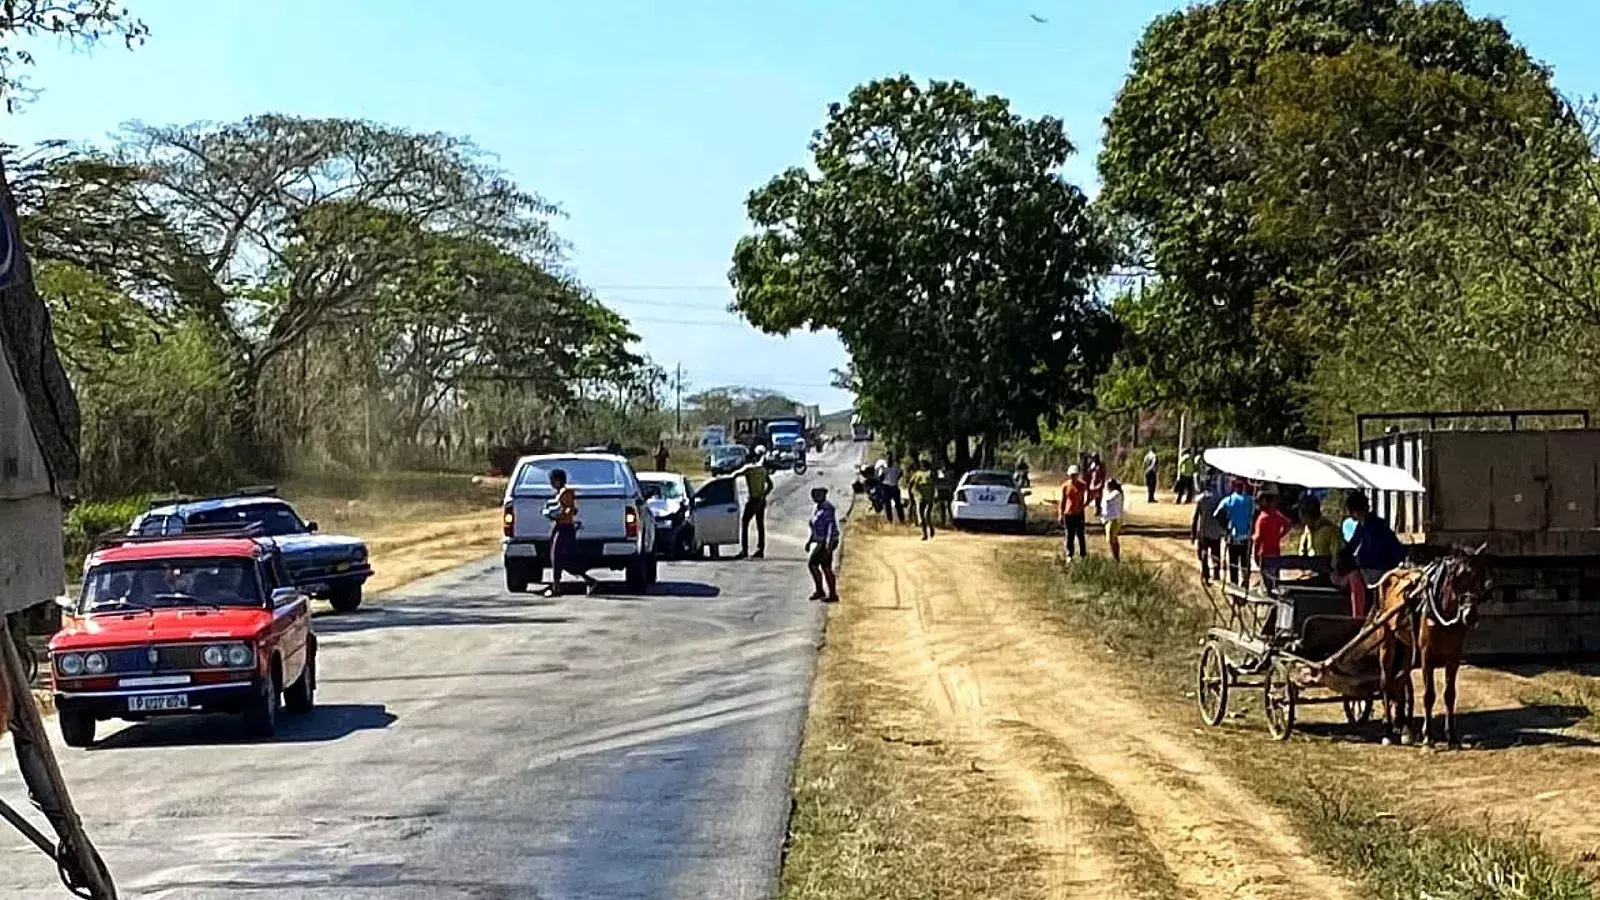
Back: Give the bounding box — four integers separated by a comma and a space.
514, 458, 629, 494
184, 502, 309, 536
640, 479, 685, 500
714, 448, 746, 463
80, 558, 263, 612
965, 472, 1016, 487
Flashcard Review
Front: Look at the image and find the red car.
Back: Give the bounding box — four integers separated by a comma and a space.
49, 532, 317, 747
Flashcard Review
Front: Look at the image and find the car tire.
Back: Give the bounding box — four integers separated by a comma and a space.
285, 646, 316, 715
707, 544, 721, 560
625, 558, 649, 593
328, 584, 363, 613
59, 709, 96, 748
505, 562, 530, 594
243, 669, 282, 738
677, 527, 697, 559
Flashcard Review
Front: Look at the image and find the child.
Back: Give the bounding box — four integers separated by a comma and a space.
1101, 478, 1125, 561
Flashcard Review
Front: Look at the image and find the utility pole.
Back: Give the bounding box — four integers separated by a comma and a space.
674, 363, 683, 437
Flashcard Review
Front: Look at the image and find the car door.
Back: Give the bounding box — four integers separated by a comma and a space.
262, 554, 308, 687
693, 477, 741, 546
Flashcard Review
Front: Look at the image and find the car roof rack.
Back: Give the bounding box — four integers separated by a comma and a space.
93, 522, 267, 551
146, 484, 279, 509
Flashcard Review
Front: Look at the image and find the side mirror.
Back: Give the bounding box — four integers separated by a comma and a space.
55, 594, 77, 613
305, 521, 320, 533
271, 587, 301, 608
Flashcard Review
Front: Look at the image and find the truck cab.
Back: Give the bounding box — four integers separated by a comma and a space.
501, 453, 659, 593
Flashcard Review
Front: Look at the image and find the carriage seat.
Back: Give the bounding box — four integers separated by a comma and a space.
1298, 614, 1366, 662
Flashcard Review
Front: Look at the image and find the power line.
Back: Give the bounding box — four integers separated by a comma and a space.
589, 284, 728, 291
600, 296, 732, 311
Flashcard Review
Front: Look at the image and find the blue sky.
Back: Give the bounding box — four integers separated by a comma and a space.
8, 0, 1599, 413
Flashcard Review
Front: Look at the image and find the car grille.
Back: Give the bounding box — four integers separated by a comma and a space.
91, 644, 209, 674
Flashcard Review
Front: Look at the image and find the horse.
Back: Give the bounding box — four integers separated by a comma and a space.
1370, 545, 1491, 747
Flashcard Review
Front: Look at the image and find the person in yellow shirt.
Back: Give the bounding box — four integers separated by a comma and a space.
1297, 495, 1343, 576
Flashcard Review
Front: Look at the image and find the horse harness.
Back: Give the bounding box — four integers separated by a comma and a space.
1401, 556, 1480, 629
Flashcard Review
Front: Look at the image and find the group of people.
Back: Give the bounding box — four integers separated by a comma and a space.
1191, 475, 1407, 617
538, 455, 843, 604
857, 455, 954, 541
1057, 464, 1126, 561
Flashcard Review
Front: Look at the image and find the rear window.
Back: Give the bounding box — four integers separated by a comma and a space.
187, 502, 307, 536
515, 459, 630, 494
965, 472, 1016, 487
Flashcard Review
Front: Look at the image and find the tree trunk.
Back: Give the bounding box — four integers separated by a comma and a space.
954, 434, 972, 473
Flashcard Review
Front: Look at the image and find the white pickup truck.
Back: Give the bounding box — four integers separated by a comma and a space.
501, 453, 659, 593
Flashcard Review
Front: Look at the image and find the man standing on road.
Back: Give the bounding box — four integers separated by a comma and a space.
1143, 447, 1159, 504
934, 463, 955, 526
654, 440, 670, 472
880, 456, 905, 523
907, 459, 937, 541
545, 468, 598, 597
1059, 465, 1089, 560
738, 460, 773, 559
805, 486, 840, 602
1192, 474, 1226, 585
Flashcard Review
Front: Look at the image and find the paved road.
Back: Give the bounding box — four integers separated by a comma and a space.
2, 446, 859, 900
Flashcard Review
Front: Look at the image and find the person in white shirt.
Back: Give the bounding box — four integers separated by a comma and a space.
880, 457, 905, 523
1101, 478, 1125, 561
1143, 448, 1159, 504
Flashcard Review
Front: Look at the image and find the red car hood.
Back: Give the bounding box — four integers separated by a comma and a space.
50, 607, 272, 651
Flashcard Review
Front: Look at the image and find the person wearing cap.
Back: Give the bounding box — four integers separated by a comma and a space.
805, 486, 840, 602
1059, 465, 1090, 560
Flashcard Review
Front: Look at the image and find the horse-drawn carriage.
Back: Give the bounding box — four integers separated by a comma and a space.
1196, 446, 1432, 740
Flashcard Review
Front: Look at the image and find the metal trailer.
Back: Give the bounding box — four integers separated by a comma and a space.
1199, 557, 1389, 740
1357, 409, 1600, 660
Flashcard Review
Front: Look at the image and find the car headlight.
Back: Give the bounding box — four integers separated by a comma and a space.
226, 644, 253, 668
202, 645, 226, 666
84, 652, 108, 675
57, 653, 84, 676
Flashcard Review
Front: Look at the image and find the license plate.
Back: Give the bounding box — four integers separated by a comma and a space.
129, 694, 188, 712
603, 543, 636, 557
977, 493, 994, 503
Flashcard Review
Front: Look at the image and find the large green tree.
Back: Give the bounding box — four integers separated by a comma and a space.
1099, 0, 1567, 440
730, 76, 1113, 461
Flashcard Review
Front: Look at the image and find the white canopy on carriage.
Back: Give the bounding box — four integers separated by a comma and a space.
1202, 446, 1426, 493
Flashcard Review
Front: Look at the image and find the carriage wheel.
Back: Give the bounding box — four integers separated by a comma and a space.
1197, 641, 1229, 727
1342, 698, 1373, 726
1263, 663, 1296, 741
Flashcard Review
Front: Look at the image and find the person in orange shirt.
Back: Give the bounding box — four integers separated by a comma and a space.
1059, 465, 1089, 560
1250, 492, 1294, 589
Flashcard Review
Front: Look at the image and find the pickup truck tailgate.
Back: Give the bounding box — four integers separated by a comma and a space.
509, 492, 633, 542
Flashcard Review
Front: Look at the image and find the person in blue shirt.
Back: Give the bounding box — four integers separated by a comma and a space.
1338, 491, 1407, 616
1213, 479, 1256, 586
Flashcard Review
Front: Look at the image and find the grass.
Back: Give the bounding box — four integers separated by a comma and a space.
781, 517, 1044, 900
998, 544, 1595, 900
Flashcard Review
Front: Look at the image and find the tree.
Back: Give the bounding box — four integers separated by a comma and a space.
1098, 0, 1565, 440
0, 1, 147, 109
730, 76, 1113, 460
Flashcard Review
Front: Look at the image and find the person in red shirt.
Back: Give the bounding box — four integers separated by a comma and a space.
1251, 492, 1294, 588
1059, 465, 1089, 559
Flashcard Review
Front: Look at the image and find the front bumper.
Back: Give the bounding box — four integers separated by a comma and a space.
56, 679, 262, 720
289, 562, 373, 594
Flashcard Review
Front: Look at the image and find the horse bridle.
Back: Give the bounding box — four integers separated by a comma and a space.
1414, 556, 1481, 628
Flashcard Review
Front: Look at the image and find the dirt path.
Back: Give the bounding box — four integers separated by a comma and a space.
843, 523, 1361, 899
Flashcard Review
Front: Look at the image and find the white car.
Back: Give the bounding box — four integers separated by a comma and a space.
636, 471, 742, 559
501, 453, 659, 592
952, 470, 1028, 531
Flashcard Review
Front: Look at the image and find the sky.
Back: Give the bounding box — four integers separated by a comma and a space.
8, 0, 1600, 414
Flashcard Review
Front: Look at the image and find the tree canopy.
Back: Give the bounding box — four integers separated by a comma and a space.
730, 76, 1113, 460
1098, 0, 1572, 441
